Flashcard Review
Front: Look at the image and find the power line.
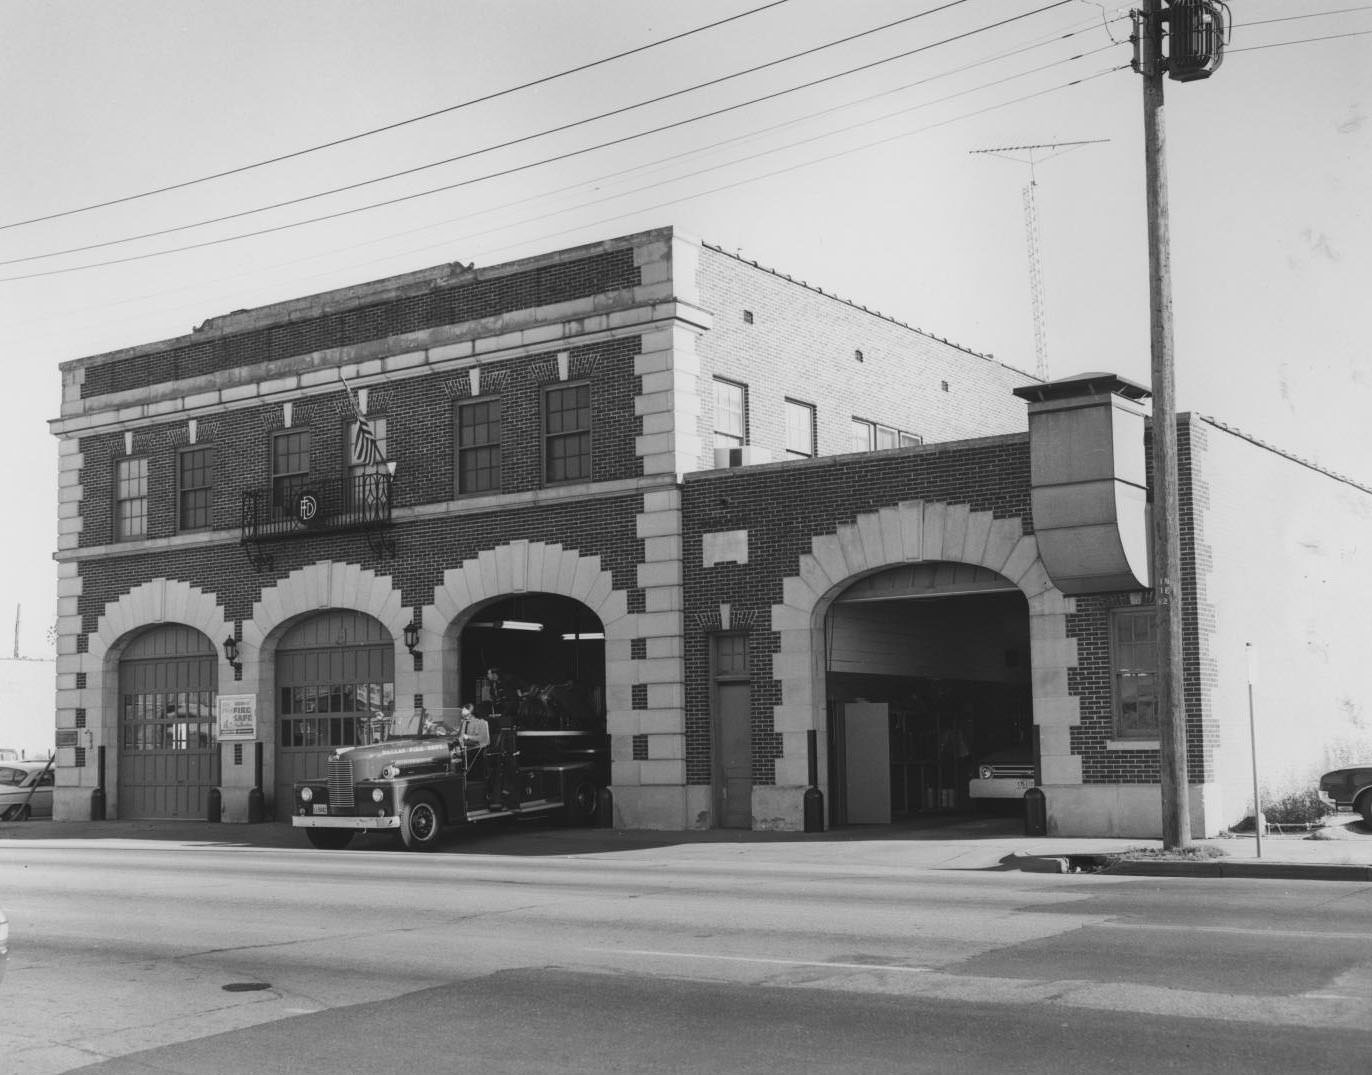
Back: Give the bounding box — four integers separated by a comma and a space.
9, 58, 1127, 348
7, 26, 1120, 338
1227, 28, 1372, 54
0, 0, 796, 231
0, 1, 1080, 281
2, 0, 989, 267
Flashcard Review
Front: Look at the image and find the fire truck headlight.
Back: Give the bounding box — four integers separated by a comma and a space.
372, 788, 385, 803
300, 787, 314, 803
978, 766, 994, 781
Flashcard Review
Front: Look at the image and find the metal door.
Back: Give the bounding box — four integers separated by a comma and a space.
118, 626, 220, 819
844, 701, 891, 824
275, 611, 394, 820
712, 634, 752, 829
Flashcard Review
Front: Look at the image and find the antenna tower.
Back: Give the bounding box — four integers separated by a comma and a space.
970, 140, 1109, 379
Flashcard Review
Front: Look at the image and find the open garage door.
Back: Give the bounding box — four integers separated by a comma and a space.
118, 625, 220, 819
825, 563, 1033, 826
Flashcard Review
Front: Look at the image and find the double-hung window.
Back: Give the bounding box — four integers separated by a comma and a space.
785, 399, 815, 458
1112, 607, 1161, 739
544, 384, 591, 483
272, 430, 310, 511
178, 447, 214, 531
115, 457, 148, 541
714, 378, 747, 451
457, 399, 501, 494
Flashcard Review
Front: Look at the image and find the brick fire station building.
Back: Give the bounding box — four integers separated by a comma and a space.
48, 226, 1372, 837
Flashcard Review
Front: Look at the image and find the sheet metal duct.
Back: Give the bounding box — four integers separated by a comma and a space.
1012, 373, 1151, 594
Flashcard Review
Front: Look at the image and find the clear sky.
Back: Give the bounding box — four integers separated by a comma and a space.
0, 1, 1367, 661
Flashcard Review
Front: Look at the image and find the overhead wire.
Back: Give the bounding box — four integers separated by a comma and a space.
4, 13, 1124, 336
1, 0, 989, 266
0, 0, 796, 231
0, 0, 1079, 280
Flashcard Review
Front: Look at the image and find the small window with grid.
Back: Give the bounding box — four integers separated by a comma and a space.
116, 457, 148, 541
1112, 607, 1161, 739
178, 446, 214, 531
457, 399, 501, 494
544, 384, 591, 483
272, 430, 310, 510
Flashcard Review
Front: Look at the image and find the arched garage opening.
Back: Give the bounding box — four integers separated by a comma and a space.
824, 562, 1032, 826
273, 610, 395, 820
455, 593, 606, 732
117, 625, 220, 819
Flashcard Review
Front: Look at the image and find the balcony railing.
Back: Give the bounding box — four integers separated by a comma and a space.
241, 473, 393, 566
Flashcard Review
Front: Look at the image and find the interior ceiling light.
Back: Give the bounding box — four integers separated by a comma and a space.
469, 619, 545, 632
561, 632, 605, 641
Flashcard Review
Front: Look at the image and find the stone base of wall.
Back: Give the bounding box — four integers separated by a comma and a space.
612, 785, 689, 830
1045, 782, 1225, 839
752, 786, 806, 832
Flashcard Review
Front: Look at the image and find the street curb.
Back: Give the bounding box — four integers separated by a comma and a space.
1101, 860, 1372, 882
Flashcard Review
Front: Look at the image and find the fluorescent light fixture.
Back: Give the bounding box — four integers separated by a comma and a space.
561, 632, 605, 641
468, 620, 544, 631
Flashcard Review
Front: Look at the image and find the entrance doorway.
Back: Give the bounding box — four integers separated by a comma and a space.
274, 610, 394, 820
824, 563, 1031, 826
712, 633, 752, 829
118, 625, 220, 819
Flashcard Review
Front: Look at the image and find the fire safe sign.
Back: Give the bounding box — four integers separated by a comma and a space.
217, 695, 258, 741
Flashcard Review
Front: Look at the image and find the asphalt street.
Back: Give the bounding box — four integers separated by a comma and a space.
3, 814, 1372, 1073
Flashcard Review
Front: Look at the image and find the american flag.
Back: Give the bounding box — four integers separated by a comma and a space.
352, 412, 385, 466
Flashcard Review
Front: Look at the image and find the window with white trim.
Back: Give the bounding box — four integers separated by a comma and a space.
713, 378, 747, 451
456, 398, 501, 494
785, 399, 815, 458
851, 418, 922, 453
178, 446, 214, 532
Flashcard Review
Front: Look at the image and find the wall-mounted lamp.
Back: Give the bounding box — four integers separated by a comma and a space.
223, 635, 242, 674
403, 622, 420, 655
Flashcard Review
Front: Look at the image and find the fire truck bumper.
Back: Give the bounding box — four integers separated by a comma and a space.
291, 815, 401, 830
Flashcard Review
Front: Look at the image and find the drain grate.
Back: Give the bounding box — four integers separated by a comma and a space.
222, 982, 272, 992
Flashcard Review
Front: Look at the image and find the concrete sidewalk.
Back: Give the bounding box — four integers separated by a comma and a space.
4, 813, 1371, 880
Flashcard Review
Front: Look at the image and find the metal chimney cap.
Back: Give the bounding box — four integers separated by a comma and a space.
1012, 371, 1151, 404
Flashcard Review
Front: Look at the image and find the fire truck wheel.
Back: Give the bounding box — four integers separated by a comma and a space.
401, 793, 443, 851
561, 780, 598, 827
304, 828, 353, 850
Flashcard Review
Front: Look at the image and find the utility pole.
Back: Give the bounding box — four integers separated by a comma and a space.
1133, 0, 1228, 850
970, 140, 1108, 381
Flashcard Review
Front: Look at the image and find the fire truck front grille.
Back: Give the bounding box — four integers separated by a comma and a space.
327, 757, 355, 815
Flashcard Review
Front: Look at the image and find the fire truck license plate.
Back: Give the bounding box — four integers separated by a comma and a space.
312, 804, 328, 815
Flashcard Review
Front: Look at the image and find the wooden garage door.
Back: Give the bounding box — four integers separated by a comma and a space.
275, 611, 394, 821
118, 626, 220, 820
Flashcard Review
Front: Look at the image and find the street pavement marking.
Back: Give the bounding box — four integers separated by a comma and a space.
1101, 921, 1372, 942
589, 948, 931, 973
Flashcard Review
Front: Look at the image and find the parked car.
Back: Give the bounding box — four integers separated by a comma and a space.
968, 745, 1035, 800
0, 760, 55, 820
1318, 765, 1372, 823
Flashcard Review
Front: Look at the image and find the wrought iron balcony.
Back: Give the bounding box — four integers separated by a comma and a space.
241, 473, 394, 567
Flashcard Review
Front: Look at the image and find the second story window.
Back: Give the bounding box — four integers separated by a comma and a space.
178, 447, 214, 531
714, 378, 747, 450
544, 384, 591, 483
785, 399, 815, 458
115, 457, 148, 541
851, 418, 922, 453
272, 430, 310, 510
457, 399, 501, 494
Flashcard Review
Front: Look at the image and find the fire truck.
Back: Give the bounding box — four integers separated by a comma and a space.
291, 706, 608, 851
